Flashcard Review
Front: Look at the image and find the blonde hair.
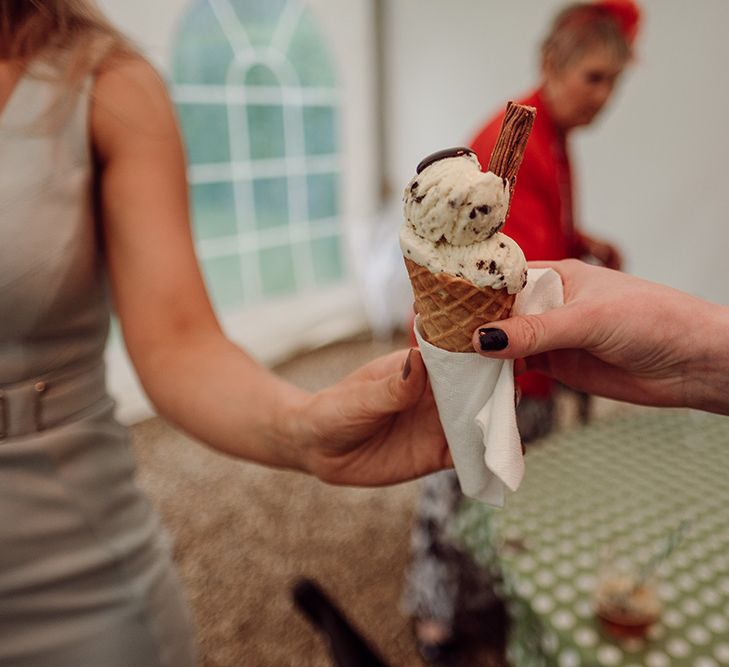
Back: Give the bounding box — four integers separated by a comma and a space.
1, 0, 136, 124
541, 3, 632, 72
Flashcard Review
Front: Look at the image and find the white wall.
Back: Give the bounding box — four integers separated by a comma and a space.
383, 0, 729, 304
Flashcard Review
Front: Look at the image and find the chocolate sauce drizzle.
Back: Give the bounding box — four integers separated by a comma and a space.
416, 147, 475, 174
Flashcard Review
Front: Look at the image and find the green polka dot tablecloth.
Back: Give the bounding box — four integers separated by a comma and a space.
458, 410, 729, 667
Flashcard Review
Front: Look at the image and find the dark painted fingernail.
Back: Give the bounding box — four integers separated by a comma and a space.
402, 349, 413, 380
479, 328, 509, 351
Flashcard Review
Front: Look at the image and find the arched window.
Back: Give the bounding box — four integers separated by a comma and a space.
171, 0, 345, 311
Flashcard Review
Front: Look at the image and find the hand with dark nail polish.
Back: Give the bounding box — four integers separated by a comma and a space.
472, 259, 729, 417
401, 348, 413, 380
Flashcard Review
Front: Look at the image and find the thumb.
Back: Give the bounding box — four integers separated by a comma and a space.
360, 348, 427, 415
472, 305, 588, 360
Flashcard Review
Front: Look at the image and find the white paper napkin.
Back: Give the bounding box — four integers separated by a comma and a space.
414, 268, 564, 506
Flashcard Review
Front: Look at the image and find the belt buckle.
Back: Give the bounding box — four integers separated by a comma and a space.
0, 381, 48, 440
34, 381, 47, 432
0, 391, 6, 440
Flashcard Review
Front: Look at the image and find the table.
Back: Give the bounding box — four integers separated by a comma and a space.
458, 409, 729, 667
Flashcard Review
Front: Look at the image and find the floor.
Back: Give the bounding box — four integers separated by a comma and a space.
130, 332, 631, 666
132, 332, 490, 666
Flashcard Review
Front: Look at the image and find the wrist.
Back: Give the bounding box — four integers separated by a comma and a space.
266, 377, 311, 472
271, 380, 315, 473
686, 303, 729, 415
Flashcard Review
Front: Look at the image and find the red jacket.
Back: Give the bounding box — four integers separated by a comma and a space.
470, 89, 583, 398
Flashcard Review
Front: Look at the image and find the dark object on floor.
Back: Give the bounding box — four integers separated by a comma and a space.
413, 599, 510, 666
412, 626, 457, 666
292, 578, 389, 667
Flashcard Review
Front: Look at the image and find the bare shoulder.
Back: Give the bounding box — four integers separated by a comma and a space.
92, 55, 180, 160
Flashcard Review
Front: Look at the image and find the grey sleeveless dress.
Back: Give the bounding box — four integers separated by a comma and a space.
0, 70, 196, 665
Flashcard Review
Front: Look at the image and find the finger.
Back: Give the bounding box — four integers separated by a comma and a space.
527, 257, 589, 283
526, 350, 681, 408
472, 303, 591, 360
347, 349, 410, 382
357, 348, 427, 415
526, 260, 561, 270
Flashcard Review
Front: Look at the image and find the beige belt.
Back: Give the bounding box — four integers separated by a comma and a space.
0, 363, 106, 440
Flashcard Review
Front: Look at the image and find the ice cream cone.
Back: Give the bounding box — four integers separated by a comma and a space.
405, 257, 515, 352
401, 104, 535, 353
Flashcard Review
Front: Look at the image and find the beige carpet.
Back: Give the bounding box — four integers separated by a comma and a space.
131, 333, 630, 666
130, 334, 461, 666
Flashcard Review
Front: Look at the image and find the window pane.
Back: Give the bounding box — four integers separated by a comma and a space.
303, 106, 337, 156
177, 104, 231, 164
244, 104, 286, 159
307, 172, 339, 220
190, 182, 237, 240
108, 317, 122, 346
172, 2, 234, 84
230, 0, 287, 47
311, 235, 345, 285
252, 177, 289, 230
245, 64, 279, 87
202, 254, 245, 309
259, 245, 297, 297
171, 0, 347, 306
287, 11, 336, 87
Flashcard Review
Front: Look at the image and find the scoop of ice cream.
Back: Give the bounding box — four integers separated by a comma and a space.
403, 152, 510, 247
400, 224, 527, 294
400, 148, 526, 293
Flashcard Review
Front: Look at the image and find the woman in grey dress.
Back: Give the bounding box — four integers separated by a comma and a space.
0, 2, 449, 665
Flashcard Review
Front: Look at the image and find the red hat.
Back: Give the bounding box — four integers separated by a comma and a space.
595, 0, 641, 45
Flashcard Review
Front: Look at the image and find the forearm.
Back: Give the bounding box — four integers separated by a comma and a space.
133, 331, 312, 471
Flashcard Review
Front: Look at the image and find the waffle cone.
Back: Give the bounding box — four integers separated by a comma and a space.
405, 258, 515, 352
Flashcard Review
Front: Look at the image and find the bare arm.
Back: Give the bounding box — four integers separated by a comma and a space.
473, 259, 729, 415
93, 58, 449, 483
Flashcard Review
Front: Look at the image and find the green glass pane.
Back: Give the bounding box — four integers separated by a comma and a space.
245, 64, 279, 87
259, 244, 297, 297
252, 177, 289, 230
177, 104, 230, 164
307, 172, 339, 220
230, 0, 287, 47
172, 1, 235, 84
303, 106, 337, 156
190, 182, 237, 240
108, 316, 122, 346
201, 254, 245, 309
287, 11, 336, 87
311, 234, 344, 285
242, 104, 285, 159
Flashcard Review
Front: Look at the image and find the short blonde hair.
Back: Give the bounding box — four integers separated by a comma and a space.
541, 3, 632, 72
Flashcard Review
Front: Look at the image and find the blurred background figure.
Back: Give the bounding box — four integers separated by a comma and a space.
402, 1, 640, 662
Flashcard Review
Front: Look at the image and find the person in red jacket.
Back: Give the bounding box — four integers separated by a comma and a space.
402, 2, 641, 663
